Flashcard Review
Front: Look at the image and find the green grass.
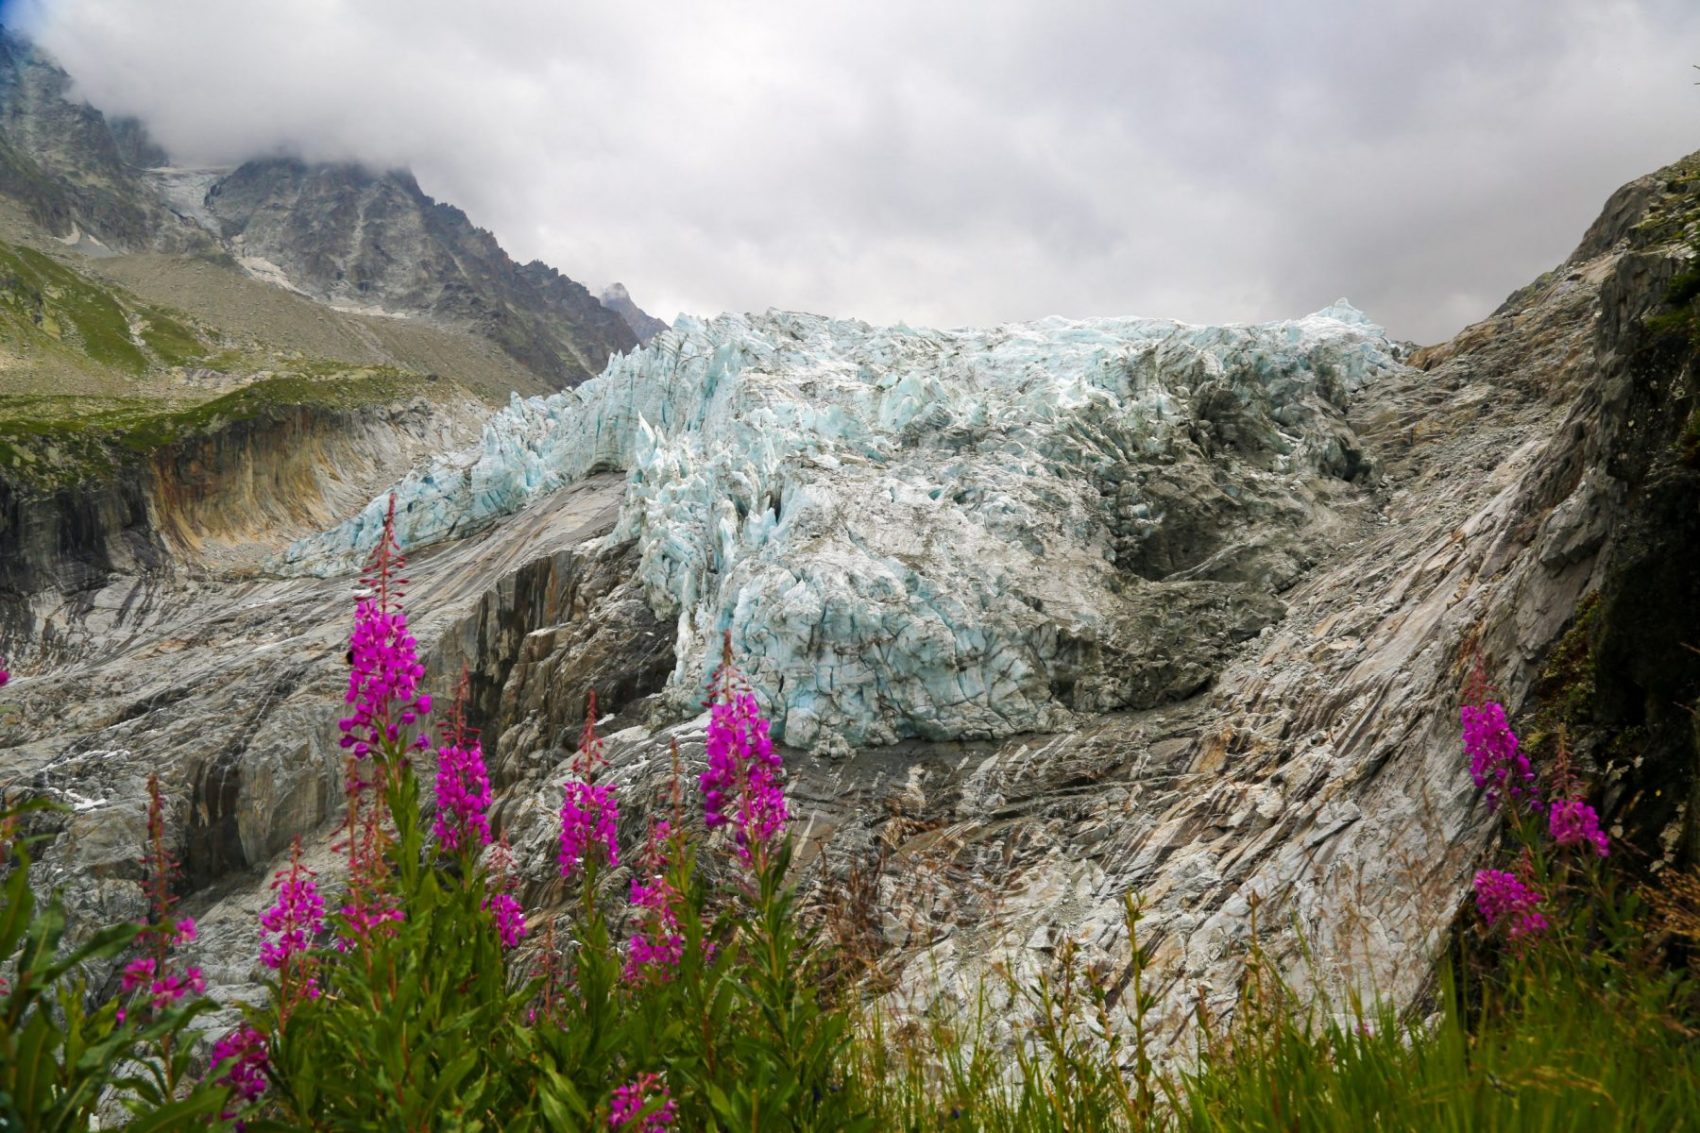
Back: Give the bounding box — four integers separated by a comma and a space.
850, 922, 1700, 1132
0, 239, 219, 376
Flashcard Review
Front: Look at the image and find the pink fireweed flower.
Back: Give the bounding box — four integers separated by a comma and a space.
433, 739, 493, 852
148, 967, 206, 1008
333, 901, 405, 953
1548, 798, 1610, 857
559, 780, 619, 878
1461, 701, 1535, 810
624, 820, 684, 982
610, 1072, 677, 1131
338, 493, 431, 762
339, 600, 430, 760
209, 1024, 269, 1128
484, 891, 526, 949
118, 960, 206, 1023
701, 690, 789, 865
119, 957, 156, 993
260, 847, 327, 972
120, 775, 210, 1025
624, 882, 684, 982
433, 671, 491, 853
481, 835, 526, 948
1473, 869, 1548, 940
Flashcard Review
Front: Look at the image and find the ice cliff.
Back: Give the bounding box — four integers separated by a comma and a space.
279, 303, 1407, 746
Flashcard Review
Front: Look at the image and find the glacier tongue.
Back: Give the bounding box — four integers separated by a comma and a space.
279, 303, 1407, 746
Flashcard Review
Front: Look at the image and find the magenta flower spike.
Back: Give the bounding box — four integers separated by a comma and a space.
1473, 868, 1548, 940
624, 820, 684, 983
610, 1072, 677, 1131
339, 494, 431, 763
432, 669, 494, 854
434, 739, 493, 851
257, 837, 326, 1018
209, 1024, 270, 1126
1461, 701, 1536, 811
559, 780, 620, 878
260, 853, 327, 971
484, 891, 527, 949
119, 775, 210, 1025
1548, 798, 1610, 857
700, 686, 789, 866
559, 692, 620, 880
340, 600, 430, 760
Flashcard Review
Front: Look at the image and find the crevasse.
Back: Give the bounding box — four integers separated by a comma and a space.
278, 303, 1406, 747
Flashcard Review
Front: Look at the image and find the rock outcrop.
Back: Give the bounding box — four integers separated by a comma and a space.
2, 152, 1698, 1058
0, 387, 485, 667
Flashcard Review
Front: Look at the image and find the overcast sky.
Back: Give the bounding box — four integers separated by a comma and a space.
11, 0, 1700, 343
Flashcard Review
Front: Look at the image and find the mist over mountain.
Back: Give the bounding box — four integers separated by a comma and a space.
11, 0, 1700, 344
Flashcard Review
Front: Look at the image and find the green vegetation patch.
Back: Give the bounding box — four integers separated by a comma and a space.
0, 368, 433, 489
1630, 152, 1700, 251
0, 239, 214, 375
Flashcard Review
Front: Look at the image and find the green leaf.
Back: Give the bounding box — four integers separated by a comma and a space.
117, 1089, 230, 1133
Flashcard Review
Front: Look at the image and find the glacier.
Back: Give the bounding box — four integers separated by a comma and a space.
278, 303, 1408, 747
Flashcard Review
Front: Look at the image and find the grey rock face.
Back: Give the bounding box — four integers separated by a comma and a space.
0, 28, 205, 252
203, 159, 639, 389
0, 394, 486, 668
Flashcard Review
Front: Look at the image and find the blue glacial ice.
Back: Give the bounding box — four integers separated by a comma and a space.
279, 303, 1407, 747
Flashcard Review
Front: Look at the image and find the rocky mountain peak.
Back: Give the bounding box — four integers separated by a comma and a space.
200, 156, 638, 387
0, 25, 203, 251
599, 281, 669, 343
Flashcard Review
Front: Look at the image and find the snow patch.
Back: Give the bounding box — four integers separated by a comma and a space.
236, 254, 312, 297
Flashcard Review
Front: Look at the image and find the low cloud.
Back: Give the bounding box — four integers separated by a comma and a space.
13, 0, 1700, 343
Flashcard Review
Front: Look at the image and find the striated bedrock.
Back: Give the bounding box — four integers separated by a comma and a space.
281, 302, 1404, 748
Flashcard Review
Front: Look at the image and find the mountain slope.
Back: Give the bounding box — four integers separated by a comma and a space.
601, 282, 669, 343
204, 158, 639, 388
0, 31, 201, 252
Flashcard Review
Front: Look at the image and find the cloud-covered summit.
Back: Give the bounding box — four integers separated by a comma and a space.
13, 0, 1700, 343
